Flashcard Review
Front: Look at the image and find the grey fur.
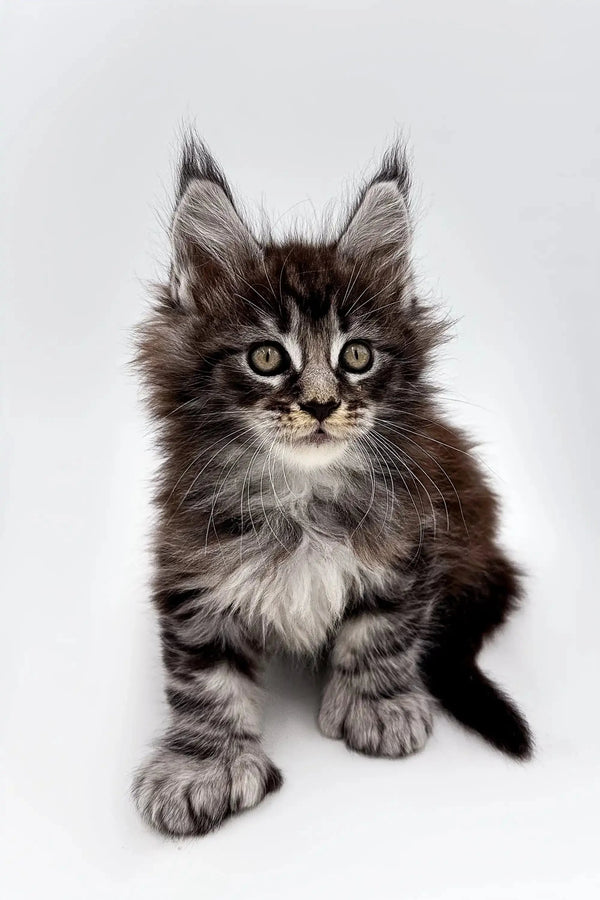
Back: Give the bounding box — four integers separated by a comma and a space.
132, 137, 532, 837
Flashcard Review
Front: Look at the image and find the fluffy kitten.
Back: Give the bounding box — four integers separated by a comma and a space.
132, 136, 533, 837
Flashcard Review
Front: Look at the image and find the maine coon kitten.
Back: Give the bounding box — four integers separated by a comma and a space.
132, 137, 533, 837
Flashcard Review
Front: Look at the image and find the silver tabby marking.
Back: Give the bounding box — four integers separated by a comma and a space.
132, 135, 533, 838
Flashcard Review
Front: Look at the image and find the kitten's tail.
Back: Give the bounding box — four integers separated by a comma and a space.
424, 662, 534, 760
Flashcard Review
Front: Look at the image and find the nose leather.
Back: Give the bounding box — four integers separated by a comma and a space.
299, 399, 340, 423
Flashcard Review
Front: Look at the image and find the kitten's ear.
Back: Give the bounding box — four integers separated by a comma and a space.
170, 137, 260, 306
337, 146, 412, 273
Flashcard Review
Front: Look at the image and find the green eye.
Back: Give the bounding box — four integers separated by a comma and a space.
248, 342, 288, 376
340, 340, 373, 373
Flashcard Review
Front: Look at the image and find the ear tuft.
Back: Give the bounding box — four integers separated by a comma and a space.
370, 142, 412, 204
177, 131, 235, 208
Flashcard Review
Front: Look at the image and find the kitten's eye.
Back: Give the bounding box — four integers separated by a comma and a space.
248, 342, 289, 376
340, 340, 373, 373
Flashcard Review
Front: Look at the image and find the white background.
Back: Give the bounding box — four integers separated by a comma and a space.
2, 1, 599, 897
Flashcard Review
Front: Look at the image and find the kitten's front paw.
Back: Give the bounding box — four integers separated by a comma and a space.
320, 684, 434, 758
132, 743, 282, 837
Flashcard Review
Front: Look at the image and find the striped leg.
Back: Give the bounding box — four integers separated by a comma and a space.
319, 609, 434, 757
133, 601, 281, 836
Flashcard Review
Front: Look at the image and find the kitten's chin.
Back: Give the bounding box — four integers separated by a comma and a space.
278, 437, 349, 470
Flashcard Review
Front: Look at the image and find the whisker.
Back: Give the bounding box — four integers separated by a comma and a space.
165, 424, 251, 506
340, 261, 360, 309
381, 429, 448, 533
366, 431, 425, 563
267, 442, 300, 527
237, 275, 275, 309
362, 434, 395, 539
373, 417, 469, 534
174, 425, 257, 516
204, 435, 258, 554
261, 257, 278, 302
375, 415, 497, 479
258, 443, 291, 554
351, 435, 377, 537
278, 248, 295, 306
369, 429, 441, 536
162, 395, 211, 421
346, 281, 391, 317
232, 292, 270, 320
239, 435, 270, 561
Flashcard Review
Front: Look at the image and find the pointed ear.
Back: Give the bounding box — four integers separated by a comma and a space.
170, 138, 260, 306
337, 148, 412, 272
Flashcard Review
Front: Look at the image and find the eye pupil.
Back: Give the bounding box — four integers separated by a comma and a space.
248, 342, 288, 376
340, 340, 372, 373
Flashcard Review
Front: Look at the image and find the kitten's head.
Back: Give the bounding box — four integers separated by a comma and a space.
139, 137, 442, 473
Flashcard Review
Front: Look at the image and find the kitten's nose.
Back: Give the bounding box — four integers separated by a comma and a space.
299, 399, 340, 423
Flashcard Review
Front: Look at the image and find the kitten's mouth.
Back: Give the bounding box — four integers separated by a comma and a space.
277, 427, 349, 468
302, 428, 333, 445
298, 425, 351, 447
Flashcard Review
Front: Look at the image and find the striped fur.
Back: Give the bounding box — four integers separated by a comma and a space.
132, 136, 532, 838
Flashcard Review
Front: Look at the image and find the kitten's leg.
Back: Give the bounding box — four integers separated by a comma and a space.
133, 595, 281, 836
319, 609, 434, 757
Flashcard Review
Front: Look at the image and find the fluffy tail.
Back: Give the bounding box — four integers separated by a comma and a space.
424, 662, 533, 760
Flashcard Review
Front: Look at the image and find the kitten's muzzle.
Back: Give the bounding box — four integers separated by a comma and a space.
298, 399, 340, 423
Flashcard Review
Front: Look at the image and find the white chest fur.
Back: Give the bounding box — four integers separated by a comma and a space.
213, 530, 355, 653
210, 517, 387, 654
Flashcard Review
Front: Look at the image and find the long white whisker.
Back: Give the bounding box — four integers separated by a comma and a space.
261, 257, 278, 302
239, 434, 270, 561
351, 436, 377, 537
346, 282, 393, 317
258, 442, 290, 553
232, 292, 270, 319
373, 417, 469, 535
363, 433, 395, 536
340, 260, 359, 309
267, 442, 298, 530
204, 435, 258, 554
372, 433, 426, 563
369, 429, 440, 537
175, 425, 257, 515
237, 276, 273, 306
165, 424, 251, 507
278, 248, 295, 306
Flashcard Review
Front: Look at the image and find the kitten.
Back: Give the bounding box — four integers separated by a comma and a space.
132, 136, 533, 837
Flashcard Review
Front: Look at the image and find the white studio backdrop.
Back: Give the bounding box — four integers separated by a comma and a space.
1, 1, 599, 898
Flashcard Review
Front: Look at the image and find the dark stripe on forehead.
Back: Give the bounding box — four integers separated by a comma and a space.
279, 263, 336, 322
276, 298, 292, 333
237, 288, 292, 334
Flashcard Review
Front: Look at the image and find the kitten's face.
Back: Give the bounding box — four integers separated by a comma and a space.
176, 245, 431, 474
140, 141, 440, 476
204, 251, 406, 470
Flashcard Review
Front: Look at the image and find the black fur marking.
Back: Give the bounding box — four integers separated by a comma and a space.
425, 663, 533, 759
420, 558, 533, 759
178, 131, 235, 205
162, 632, 257, 680
164, 731, 225, 761
155, 588, 203, 616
